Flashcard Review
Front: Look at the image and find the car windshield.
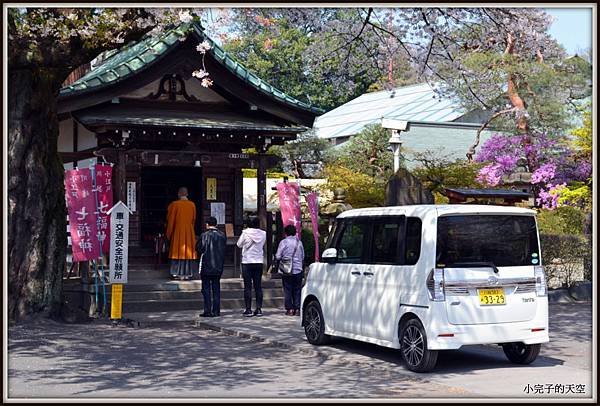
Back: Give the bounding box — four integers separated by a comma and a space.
436, 215, 540, 267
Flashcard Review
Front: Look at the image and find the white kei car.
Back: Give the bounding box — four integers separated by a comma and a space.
301, 205, 549, 372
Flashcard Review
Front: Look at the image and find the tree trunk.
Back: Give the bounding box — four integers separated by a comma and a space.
507, 74, 529, 134
8, 67, 67, 323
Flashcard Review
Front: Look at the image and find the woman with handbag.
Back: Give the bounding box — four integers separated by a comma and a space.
274, 224, 305, 316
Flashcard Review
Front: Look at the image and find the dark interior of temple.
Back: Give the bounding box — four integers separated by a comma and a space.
140, 166, 203, 246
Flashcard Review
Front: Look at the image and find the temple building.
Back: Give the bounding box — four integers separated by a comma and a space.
57, 22, 321, 278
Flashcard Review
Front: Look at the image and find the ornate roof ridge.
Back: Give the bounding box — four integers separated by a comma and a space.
59, 22, 323, 115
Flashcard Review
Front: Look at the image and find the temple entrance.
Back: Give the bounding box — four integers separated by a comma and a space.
140, 166, 203, 248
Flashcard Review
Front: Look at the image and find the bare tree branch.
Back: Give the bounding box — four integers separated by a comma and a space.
421, 9, 492, 110
466, 107, 517, 161
482, 8, 504, 30
364, 19, 415, 60
420, 38, 434, 76
325, 8, 373, 59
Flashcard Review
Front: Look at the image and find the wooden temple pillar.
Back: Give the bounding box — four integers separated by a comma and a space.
257, 155, 267, 230
233, 168, 244, 235
257, 154, 272, 269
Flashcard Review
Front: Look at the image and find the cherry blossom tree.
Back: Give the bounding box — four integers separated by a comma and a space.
295, 8, 590, 157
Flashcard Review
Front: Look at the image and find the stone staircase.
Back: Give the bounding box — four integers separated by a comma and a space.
113, 247, 284, 314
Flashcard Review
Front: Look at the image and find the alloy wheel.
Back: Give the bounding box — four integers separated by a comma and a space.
402, 325, 425, 367
304, 305, 321, 342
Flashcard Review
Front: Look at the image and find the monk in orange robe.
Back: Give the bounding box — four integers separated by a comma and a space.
166, 187, 198, 280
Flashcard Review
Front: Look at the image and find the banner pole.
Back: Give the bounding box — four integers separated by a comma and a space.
100, 262, 107, 315
297, 178, 302, 239
93, 260, 99, 315
91, 161, 107, 316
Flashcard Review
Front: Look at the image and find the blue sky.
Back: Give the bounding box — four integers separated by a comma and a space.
545, 7, 593, 55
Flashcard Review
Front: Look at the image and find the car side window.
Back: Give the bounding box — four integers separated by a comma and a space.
336, 220, 368, 264
371, 219, 403, 264
404, 217, 422, 265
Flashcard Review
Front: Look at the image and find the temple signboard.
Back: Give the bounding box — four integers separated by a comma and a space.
107, 201, 132, 284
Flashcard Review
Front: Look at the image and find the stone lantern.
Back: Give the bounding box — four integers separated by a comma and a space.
321, 188, 352, 232
502, 158, 534, 207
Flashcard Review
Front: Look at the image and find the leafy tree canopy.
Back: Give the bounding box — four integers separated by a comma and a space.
316, 124, 396, 207
320, 165, 386, 208
411, 150, 484, 202
223, 8, 420, 110
269, 131, 332, 179
570, 105, 593, 155
335, 124, 395, 180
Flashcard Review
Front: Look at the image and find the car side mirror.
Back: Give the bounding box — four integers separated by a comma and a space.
322, 248, 338, 264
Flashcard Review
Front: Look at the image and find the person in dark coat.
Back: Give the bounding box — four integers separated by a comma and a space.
196, 216, 227, 317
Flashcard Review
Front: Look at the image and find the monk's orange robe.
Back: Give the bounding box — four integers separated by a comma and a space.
166, 199, 198, 260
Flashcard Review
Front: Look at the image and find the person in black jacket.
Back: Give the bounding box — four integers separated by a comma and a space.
196, 216, 227, 317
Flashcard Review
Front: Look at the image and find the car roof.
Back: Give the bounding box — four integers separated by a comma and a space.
336, 204, 537, 219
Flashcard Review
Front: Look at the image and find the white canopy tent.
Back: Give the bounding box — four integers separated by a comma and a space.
242, 178, 329, 212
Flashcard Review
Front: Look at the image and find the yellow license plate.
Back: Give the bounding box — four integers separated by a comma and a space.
478, 288, 506, 306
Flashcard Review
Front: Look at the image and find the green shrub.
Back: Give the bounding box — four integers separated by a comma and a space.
300, 222, 331, 266
242, 168, 294, 178
321, 164, 386, 208
537, 206, 587, 235
301, 227, 316, 267
540, 234, 592, 287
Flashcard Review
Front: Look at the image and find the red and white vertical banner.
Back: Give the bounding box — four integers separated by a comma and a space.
65, 168, 101, 261
306, 192, 320, 262
94, 164, 113, 254
276, 181, 301, 239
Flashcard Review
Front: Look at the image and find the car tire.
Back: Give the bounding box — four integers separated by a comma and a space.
304, 300, 331, 345
399, 318, 438, 373
502, 342, 541, 364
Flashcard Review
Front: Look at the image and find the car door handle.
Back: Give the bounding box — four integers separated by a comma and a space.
363, 271, 374, 276
351, 271, 361, 276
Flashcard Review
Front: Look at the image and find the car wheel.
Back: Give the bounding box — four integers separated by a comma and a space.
502, 342, 541, 364
399, 318, 438, 373
304, 301, 331, 345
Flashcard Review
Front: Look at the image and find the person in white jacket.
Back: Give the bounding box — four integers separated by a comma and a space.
236, 217, 267, 317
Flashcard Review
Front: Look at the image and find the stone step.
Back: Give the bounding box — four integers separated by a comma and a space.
77, 276, 286, 314
125, 267, 241, 281
121, 297, 285, 313
91, 278, 282, 292
128, 263, 169, 270
112, 287, 284, 302
127, 264, 238, 272
129, 253, 158, 261
127, 269, 171, 279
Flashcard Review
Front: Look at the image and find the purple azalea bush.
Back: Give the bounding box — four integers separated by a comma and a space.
475, 133, 591, 209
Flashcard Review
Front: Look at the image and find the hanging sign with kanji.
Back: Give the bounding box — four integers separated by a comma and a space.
65, 168, 101, 261
94, 164, 113, 254
127, 182, 136, 212
107, 201, 132, 284
206, 177, 217, 200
